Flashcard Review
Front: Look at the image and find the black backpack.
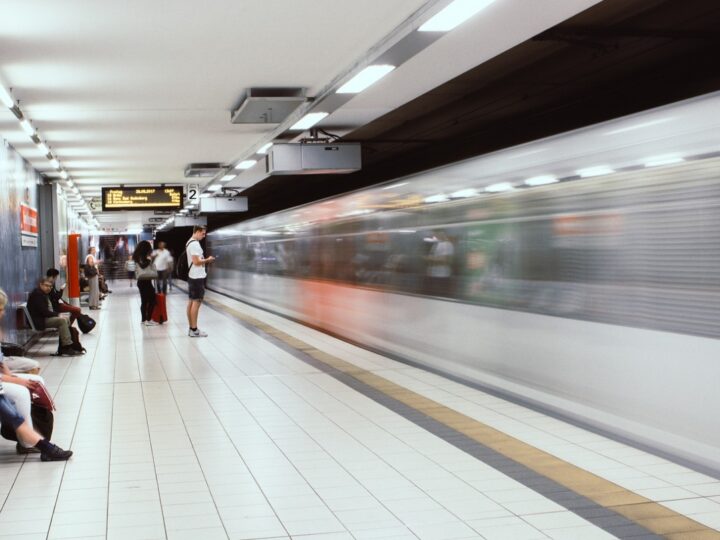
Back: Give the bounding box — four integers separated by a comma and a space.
175, 239, 199, 281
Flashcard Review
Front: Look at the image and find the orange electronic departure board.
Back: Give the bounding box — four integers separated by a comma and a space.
102, 186, 184, 211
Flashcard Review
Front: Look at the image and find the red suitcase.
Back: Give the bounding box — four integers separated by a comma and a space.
151, 293, 168, 324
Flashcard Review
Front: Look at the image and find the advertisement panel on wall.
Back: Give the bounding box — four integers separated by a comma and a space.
20, 203, 38, 247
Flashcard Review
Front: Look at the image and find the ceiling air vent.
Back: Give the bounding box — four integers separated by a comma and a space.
184, 163, 226, 178
231, 88, 307, 124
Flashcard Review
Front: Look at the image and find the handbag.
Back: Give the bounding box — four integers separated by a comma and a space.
84, 264, 98, 277
135, 262, 158, 280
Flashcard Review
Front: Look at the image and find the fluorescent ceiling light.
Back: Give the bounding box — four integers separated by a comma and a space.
485, 182, 514, 193
258, 143, 273, 154
419, 0, 495, 32
37, 142, 50, 155
20, 119, 35, 137
337, 65, 396, 94
60, 171, 68, 180
605, 118, 672, 136
381, 182, 408, 190
424, 194, 449, 203
450, 188, 478, 198
0, 85, 14, 108
66, 180, 74, 187
644, 155, 685, 167
524, 174, 558, 186
290, 112, 328, 131
235, 160, 256, 170
221, 174, 236, 182
577, 166, 614, 178
50, 159, 60, 169
207, 184, 222, 192
200, 193, 212, 198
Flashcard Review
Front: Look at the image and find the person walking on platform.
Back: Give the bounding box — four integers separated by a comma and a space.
84, 246, 100, 310
133, 241, 159, 326
186, 225, 215, 337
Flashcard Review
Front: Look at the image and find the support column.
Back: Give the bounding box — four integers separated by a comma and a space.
67, 233, 81, 307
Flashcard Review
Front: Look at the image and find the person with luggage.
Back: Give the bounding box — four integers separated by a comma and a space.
133, 241, 159, 326
27, 278, 82, 356
0, 288, 73, 461
186, 225, 215, 337
45, 268, 82, 326
153, 241, 172, 294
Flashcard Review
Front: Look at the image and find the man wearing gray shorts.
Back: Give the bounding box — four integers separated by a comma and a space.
186, 225, 215, 337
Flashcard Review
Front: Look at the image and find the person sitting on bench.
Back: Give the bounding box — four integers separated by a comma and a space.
0, 288, 72, 461
46, 268, 82, 326
27, 278, 81, 357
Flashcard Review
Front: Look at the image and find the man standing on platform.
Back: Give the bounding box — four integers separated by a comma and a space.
153, 241, 172, 294
186, 225, 214, 337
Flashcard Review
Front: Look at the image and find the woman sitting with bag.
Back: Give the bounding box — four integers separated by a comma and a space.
133, 241, 159, 326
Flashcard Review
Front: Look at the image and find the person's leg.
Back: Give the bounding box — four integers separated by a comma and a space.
146, 283, 156, 319
138, 282, 148, 322
186, 299, 193, 327
160, 271, 168, 294
2, 355, 40, 374
44, 317, 72, 346
189, 300, 200, 328
89, 276, 100, 308
3, 383, 33, 432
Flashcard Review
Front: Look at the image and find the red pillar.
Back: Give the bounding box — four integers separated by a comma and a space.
67, 233, 81, 307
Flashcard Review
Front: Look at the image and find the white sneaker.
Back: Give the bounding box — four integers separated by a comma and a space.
144, 320, 160, 326
188, 328, 208, 337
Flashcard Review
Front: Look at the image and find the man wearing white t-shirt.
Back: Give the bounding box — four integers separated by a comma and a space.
153, 241, 172, 294
186, 225, 215, 337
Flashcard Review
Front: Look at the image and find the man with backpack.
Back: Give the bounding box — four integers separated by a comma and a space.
185, 225, 215, 337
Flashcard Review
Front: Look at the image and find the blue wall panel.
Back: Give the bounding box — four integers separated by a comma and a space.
0, 139, 42, 337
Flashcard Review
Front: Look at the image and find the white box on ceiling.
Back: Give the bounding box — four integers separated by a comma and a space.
267, 143, 361, 175
199, 196, 248, 213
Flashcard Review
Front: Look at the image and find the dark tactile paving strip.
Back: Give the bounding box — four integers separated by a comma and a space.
206, 297, 720, 540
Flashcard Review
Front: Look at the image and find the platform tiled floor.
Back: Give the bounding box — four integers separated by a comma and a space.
0, 283, 718, 539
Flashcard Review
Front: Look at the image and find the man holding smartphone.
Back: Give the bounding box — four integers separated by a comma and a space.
186, 225, 215, 337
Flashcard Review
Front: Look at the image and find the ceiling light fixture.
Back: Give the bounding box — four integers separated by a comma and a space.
450, 188, 478, 198
207, 184, 222, 192
290, 112, 328, 131
0, 84, 14, 108
424, 194, 449, 203
49, 158, 60, 169
485, 182, 514, 193
381, 182, 408, 190
37, 142, 50, 155
644, 155, 685, 167
577, 166, 614, 178
337, 65, 396, 94
524, 174, 558, 186
258, 143, 273, 154
60, 170, 68, 180
235, 160, 256, 170
20, 119, 35, 137
419, 0, 496, 32
221, 174, 236, 182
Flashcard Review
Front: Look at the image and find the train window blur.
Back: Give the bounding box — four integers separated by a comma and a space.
209, 155, 720, 339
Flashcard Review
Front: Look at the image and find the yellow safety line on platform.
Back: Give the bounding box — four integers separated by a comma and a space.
206, 297, 720, 539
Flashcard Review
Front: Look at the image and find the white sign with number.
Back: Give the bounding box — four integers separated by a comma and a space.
187, 184, 199, 205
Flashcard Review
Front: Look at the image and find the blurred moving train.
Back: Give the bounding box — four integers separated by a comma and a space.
208, 92, 720, 472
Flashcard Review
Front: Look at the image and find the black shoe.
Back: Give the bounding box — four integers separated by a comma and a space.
59, 345, 82, 356
16, 443, 40, 454
40, 443, 73, 461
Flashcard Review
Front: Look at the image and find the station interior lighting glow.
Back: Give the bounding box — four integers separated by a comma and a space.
485, 182, 514, 193
524, 174, 558, 186
0, 84, 14, 108
258, 143, 273, 154
221, 174, 236, 182
207, 184, 221, 191
20, 119, 35, 136
450, 188, 478, 198
290, 112, 329, 131
644, 155, 685, 167
577, 166, 615, 178
419, 0, 496, 32
235, 160, 256, 170
337, 65, 396, 94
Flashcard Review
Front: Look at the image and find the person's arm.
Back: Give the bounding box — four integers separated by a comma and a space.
1, 372, 39, 390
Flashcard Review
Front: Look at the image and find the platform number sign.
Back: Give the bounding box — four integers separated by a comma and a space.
187, 184, 199, 206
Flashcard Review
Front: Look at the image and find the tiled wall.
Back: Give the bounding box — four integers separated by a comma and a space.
0, 139, 42, 336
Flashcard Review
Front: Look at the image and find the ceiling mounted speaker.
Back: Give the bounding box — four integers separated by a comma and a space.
231, 88, 307, 124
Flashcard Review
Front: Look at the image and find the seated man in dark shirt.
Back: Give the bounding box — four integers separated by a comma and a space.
46, 268, 82, 325
27, 278, 81, 357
